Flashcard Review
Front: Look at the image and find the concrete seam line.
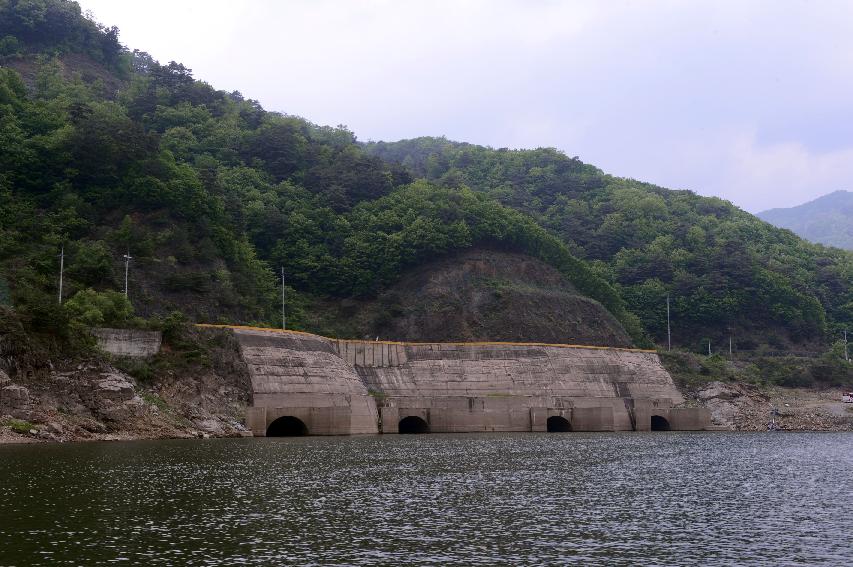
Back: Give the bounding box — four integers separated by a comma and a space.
194, 324, 657, 354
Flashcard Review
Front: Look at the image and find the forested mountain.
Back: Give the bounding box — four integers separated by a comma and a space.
365, 138, 853, 349
0, 0, 640, 343
1, 0, 851, 355
758, 190, 853, 250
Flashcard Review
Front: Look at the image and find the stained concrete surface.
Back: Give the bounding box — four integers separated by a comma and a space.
234, 328, 710, 436
92, 328, 162, 358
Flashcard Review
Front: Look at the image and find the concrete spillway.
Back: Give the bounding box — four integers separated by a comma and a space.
238, 330, 379, 435
231, 327, 710, 436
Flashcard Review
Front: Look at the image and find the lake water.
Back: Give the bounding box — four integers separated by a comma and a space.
1, 432, 851, 566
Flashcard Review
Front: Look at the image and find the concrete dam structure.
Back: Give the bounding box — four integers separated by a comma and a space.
233, 327, 711, 436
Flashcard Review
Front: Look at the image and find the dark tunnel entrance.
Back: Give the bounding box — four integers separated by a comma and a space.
651, 415, 671, 431
266, 416, 308, 437
547, 416, 572, 432
398, 416, 430, 434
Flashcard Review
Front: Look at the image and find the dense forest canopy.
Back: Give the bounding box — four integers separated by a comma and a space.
0, 0, 125, 69
0, 0, 850, 355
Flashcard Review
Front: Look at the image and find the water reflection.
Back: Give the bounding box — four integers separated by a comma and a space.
1, 433, 851, 565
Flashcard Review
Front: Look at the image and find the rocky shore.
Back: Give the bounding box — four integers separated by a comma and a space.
5, 373, 852, 443
0, 363, 252, 443
0, 327, 253, 444
692, 381, 853, 431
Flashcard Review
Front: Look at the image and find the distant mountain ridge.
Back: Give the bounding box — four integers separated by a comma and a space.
758, 191, 853, 250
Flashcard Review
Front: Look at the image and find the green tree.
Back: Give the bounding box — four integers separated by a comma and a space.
64, 288, 133, 327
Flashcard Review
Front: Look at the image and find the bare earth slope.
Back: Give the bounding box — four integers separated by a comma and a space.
320, 249, 633, 347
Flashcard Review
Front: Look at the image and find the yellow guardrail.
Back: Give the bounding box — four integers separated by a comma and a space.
195, 323, 657, 353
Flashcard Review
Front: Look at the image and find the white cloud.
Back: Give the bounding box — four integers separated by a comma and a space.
720, 133, 853, 211
610, 128, 853, 212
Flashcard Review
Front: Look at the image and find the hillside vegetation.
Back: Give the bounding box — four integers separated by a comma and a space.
0, 0, 640, 345
366, 138, 853, 351
759, 190, 853, 250
0, 0, 851, 362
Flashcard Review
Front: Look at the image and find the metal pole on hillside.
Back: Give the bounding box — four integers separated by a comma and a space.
58, 245, 64, 304
123, 251, 132, 296
281, 266, 286, 331
666, 294, 671, 351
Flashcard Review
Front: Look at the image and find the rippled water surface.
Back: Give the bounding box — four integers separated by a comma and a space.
1, 433, 852, 566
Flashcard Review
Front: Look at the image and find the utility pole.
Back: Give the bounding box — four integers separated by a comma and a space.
58, 245, 64, 304
708, 340, 712, 357
729, 335, 733, 358
666, 294, 671, 351
123, 251, 132, 296
281, 266, 286, 331
845, 330, 849, 362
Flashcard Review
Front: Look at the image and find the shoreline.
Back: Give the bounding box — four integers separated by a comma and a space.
690, 382, 853, 432
3, 328, 850, 444
0, 425, 853, 446
4, 427, 852, 446
5, 381, 852, 446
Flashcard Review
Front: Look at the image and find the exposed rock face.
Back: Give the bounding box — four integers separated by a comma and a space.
92, 373, 136, 402
0, 367, 30, 419
0, 329, 252, 443
323, 249, 633, 347
696, 381, 853, 431
697, 381, 769, 428
0, 384, 30, 417
90, 372, 140, 421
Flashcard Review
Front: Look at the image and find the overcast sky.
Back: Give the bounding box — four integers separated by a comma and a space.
77, 0, 853, 212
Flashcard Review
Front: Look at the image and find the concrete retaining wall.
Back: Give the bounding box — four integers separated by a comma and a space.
348, 341, 689, 432
229, 328, 710, 435
92, 328, 162, 357
236, 330, 379, 436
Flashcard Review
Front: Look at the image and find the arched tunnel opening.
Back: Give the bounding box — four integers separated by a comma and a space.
651, 415, 671, 431
546, 416, 572, 432
266, 416, 308, 437
398, 416, 429, 434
